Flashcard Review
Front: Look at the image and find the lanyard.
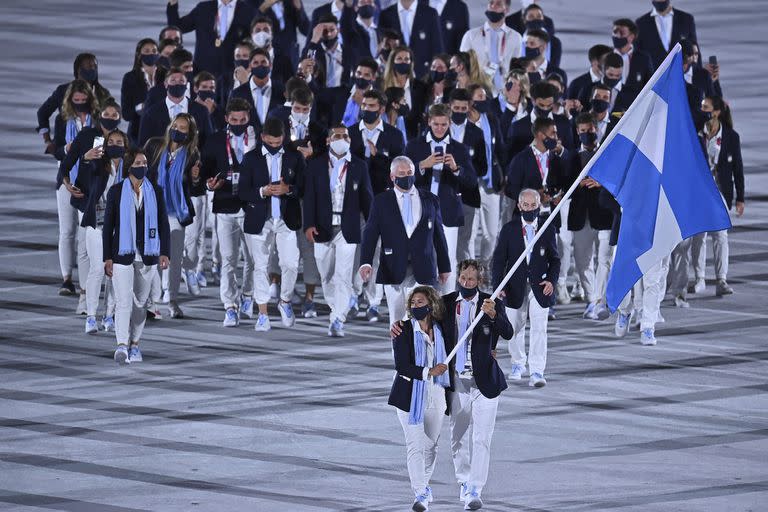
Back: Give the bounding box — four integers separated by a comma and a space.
330, 160, 349, 183
225, 130, 248, 169
481, 28, 507, 57
534, 153, 547, 181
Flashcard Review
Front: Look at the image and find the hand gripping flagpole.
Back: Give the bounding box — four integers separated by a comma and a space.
443, 44, 683, 364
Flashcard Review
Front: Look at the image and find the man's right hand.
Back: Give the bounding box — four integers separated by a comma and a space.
390, 320, 403, 338
359, 265, 372, 282
305, 226, 318, 243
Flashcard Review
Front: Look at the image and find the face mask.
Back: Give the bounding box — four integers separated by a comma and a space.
473, 99, 489, 114
73, 102, 90, 113
234, 58, 250, 69
380, 49, 391, 62
579, 132, 598, 146
521, 207, 540, 222
229, 123, 247, 136
170, 128, 187, 143
397, 104, 410, 117
525, 46, 541, 59
525, 19, 546, 32
591, 98, 610, 113
105, 145, 125, 159
451, 111, 467, 125
429, 130, 447, 142
100, 117, 119, 131
430, 70, 446, 83
394, 62, 412, 75
612, 36, 629, 49
167, 83, 187, 98
292, 110, 309, 124
394, 174, 415, 190
80, 67, 98, 83
156, 56, 170, 69
603, 76, 620, 89
252, 31, 272, 48
527, 71, 541, 84
543, 137, 558, 151
330, 138, 350, 155
354, 77, 372, 90
410, 305, 431, 321
130, 165, 147, 180
265, 143, 282, 155
505, 81, 516, 91
361, 109, 379, 124
358, 4, 375, 18
534, 105, 551, 118
485, 10, 505, 23
140, 53, 160, 66
444, 69, 458, 82
652, 0, 670, 13
458, 283, 478, 300
197, 90, 216, 101
251, 65, 271, 80
703, 111, 713, 121
323, 36, 339, 49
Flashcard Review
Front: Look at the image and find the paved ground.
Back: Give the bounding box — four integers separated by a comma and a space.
0, 0, 766, 510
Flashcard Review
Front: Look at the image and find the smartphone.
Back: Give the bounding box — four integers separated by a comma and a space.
216, 171, 228, 181
709, 55, 718, 66
93, 136, 104, 148
271, 180, 281, 186
434, 146, 444, 156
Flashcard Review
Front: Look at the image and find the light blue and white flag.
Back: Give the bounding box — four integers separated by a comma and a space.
587, 44, 732, 311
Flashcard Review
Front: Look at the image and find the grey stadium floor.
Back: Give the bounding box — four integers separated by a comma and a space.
1, 0, 767, 510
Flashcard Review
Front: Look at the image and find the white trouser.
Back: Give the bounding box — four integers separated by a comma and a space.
668, 238, 692, 297
618, 256, 669, 330
217, 213, 254, 309
384, 268, 423, 327
297, 227, 321, 286
571, 220, 612, 304
442, 225, 459, 294
84, 226, 115, 317
314, 230, 357, 323
691, 230, 729, 281
361, 243, 384, 308
112, 261, 155, 345
160, 215, 185, 301
56, 184, 78, 280
557, 199, 573, 286
75, 211, 90, 292
478, 188, 502, 267
396, 386, 446, 496
247, 218, 299, 304
450, 375, 499, 493
457, 203, 477, 262
183, 195, 206, 273
207, 191, 221, 268
505, 286, 549, 374
149, 267, 162, 303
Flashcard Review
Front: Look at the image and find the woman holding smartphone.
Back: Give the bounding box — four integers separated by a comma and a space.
389, 286, 453, 511
103, 148, 170, 364
144, 113, 200, 319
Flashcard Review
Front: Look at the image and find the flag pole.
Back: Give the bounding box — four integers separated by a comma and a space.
443, 44, 682, 365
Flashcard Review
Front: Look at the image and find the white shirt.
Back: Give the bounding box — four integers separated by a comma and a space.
455, 292, 478, 374
325, 43, 344, 88
521, 215, 539, 262
705, 123, 722, 172
459, 23, 522, 96
529, 109, 553, 125
684, 65, 693, 84
260, 144, 284, 199
329, 152, 351, 225
165, 96, 189, 118
394, 186, 421, 237
331, 0, 343, 21
412, 320, 444, 403
615, 46, 634, 83
250, 78, 272, 124
589, 67, 601, 83
359, 118, 384, 154
651, 8, 674, 51
426, 132, 450, 173
217, 0, 236, 37
530, 143, 550, 187
596, 114, 609, 143
397, 1, 417, 40
450, 121, 467, 143
402, 78, 413, 108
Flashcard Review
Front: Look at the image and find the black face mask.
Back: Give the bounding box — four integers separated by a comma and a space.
73, 102, 90, 113
525, 46, 541, 59
534, 105, 551, 118
521, 207, 540, 222
323, 36, 338, 49
579, 132, 598, 147
140, 53, 160, 66
612, 36, 628, 49
251, 65, 271, 80
380, 49, 391, 62
543, 137, 558, 151
80, 67, 98, 83
105, 145, 125, 159
234, 58, 250, 69
429, 130, 447, 143
394, 62, 412, 76
169, 129, 187, 143
451, 111, 467, 125
652, 0, 670, 13
591, 98, 610, 113
354, 77, 372, 90
358, 4, 376, 19
360, 109, 379, 124
197, 90, 216, 101
473, 99, 489, 114
130, 165, 147, 180
100, 117, 120, 131
431, 70, 446, 83
485, 10, 505, 23
229, 123, 247, 136
525, 19, 546, 32
410, 305, 431, 321
603, 76, 620, 89
264, 143, 282, 155
458, 283, 478, 300
444, 69, 458, 82
167, 83, 187, 98
394, 174, 415, 190
397, 104, 410, 117
702, 111, 713, 121
156, 56, 171, 69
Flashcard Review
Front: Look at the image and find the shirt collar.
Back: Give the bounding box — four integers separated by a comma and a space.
398, 1, 417, 14
651, 7, 674, 18
521, 216, 539, 229
165, 96, 188, 111
483, 20, 509, 34
684, 66, 693, 84
261, 145, 284, 156
589, 68, 601, 82
426, 132, 450, 145
529, 110, 552, 123
530, 142, 548, 157
537, 59, 549, 73
455, 292, 478, 304
359, 118, 384, 132
251, 77, 272, 91
356, 16, 376, 29
218, 0, 235, 9
394, 185, 415, 198
330, 151, 352, 165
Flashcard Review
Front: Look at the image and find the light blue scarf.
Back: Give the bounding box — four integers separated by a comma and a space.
118, 179, 159, 257
157, 147, 189, 221
66, 114, 91, 185
479, 113, 494, 189
408, 319, 451, 425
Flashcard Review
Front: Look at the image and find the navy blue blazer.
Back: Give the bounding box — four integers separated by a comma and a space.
246, 0, 310, 68
238, 144, 306, 234
405, 137, 477, 227
268, 105, 329, 156
686, 67, 716, 130
635, 8, 698, 69
506, 113, 574, 162
623, 48, 654, 90
37, 81, 111, 135
230, 79, 286, 132
102, 181, 171, 266
566, 70, 595, 101
388, 318, 453, 415
599, 188, 621, 246
700, 124, 744, 209
303, 153, 373, 244
455, 122, 487, 209
59, 126, 103, 210
349, 121, 405, 195
379, 2, 444, 78
80, 160, 118, 229
435, 0, 470, 56
565, 149, 613, 231
504, 146, 568, 209
360, 189, 451, 285
167, 0, 254, 76
200, 130, 251, 214
120, 70, 150, 143
492, 214, 560, 309
441, 291, 512, 399
144, 137, 200, 226
137, 99, 213, 150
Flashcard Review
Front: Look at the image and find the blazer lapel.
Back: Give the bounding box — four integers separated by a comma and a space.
389, 191, 409, 237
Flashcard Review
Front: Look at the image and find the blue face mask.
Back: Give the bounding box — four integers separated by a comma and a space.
234, 58, 250, 69
169, 129, 187, 143
394, 174, 415, 190
458, 283, 478, 299
167, 83, 187, 99
80, 67, 98, 83
130, 165, 147, 180
394, 62, 412, 76
100, 117, 120, 131
197, 90, 216, 101
579, 132, 598, 147
543, 137, 558, 151
251, 65, 271, 79
410, 305, 431, 320
358, 4, 375, 18
525, 46, 541, 59
140, 53, 160, 66
473, 99, 489, 114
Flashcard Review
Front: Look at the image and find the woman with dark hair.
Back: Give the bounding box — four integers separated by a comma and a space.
52, 79, 100, 304
383, 86, 408, 145
423, 54, 454, 107
121, 38, 160, 144
689, 96, 745, 297
103, 148, 170, 364
145, 113, 201, 318
382, 46, 427, 140
388, 285, 452, 511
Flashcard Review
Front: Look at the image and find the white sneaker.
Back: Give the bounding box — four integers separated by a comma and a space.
240, 296, 254, 319
458, 482, 469, 502
254, 313, 271, 332
85, 316, 98, 334
689, 278, 706, 294
196, 271, 208, 288
464, 487, 483, 510
529, 372, 547, 388
76, 293, 87, 315
614, 310, 631, 338
159, 289, 170, 304
674, 294, 690, 308
223, 308, 239, 327
185, 270, 201, 296
507, 364, 524, 380
168, 301, 183, 319
583, 302, 598, 320
278, 301, 295, 327
114, 345, 130, 365
640, 328, 657, 346
412, 491, 429, 512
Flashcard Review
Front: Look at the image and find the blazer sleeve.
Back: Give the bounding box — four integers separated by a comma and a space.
166, 2, 197, 32
102, 185, 117, 261
302, 165, 316, 231
60, 131, 85, 182
156, 185, 171, 258
491, 223, 511, 289
37, 85, 63, 134
53, 116, 67, 161
491, 298, 514, 346
393, 326, 426, 380
238, 155, 262, 204
504, 157, 523, 199
544, 227, 560, 284
432, 198, 452, 274
360, 196, 381, 267
732, 130, 745, 203
358, 163, 374, 221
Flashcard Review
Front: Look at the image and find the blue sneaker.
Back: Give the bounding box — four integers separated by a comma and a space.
508, 364, 525, 380
595, 303, 611, 320
254, 313, 271, 332
85, 316, 98, 334
529, 372, 547, 388
328, 318, 345, 337
583, 302, 598, 320
240, 296, 254, 319
412, 490, 429, 512
278, 301, 295, 327
302, 300, 318, 318
348, 295, 358, 316
101, 316, 115, 332
425, 486, 434, 503
615, 310, 631, 338
464, 487, 483, 510
114, 345, 129, 364
128, 346, 143, 362
223, 308, 239, 327
640, 328, 657, 346
196, 271, 207, 288
366, 306, 380, 322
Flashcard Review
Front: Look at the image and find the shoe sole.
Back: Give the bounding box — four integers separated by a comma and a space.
114, 351, 129, 364
508, 375, 522, 380
466, 499, 482, 510
86, 329, 98, 335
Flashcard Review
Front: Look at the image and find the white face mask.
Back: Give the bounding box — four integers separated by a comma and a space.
291, 110, 309, 124
252, 31, 272, 48
330, 139, 350, 155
